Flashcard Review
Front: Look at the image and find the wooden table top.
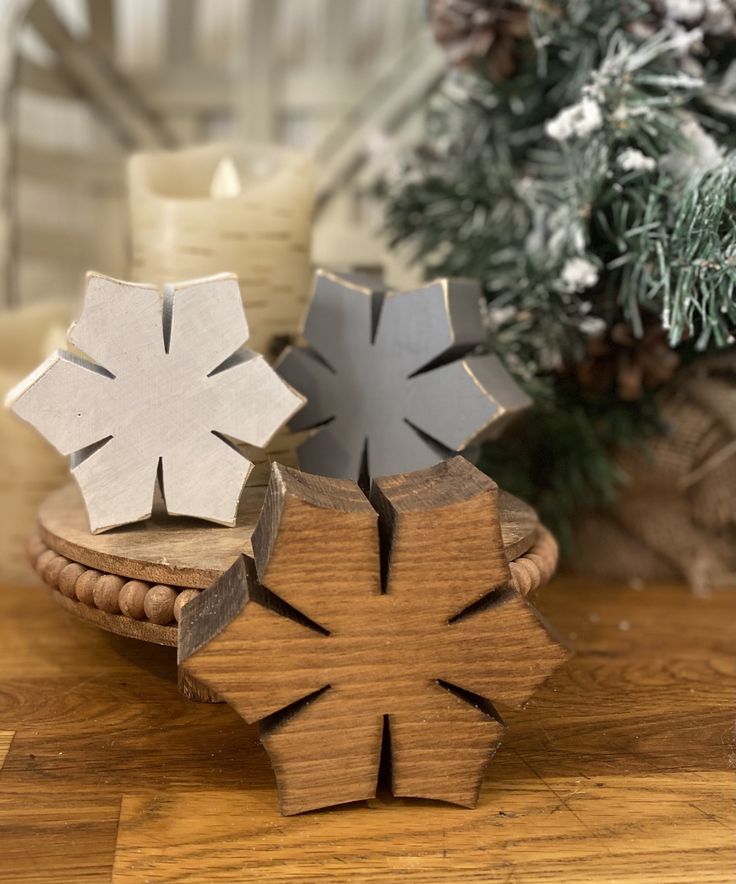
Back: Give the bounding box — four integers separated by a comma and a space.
0, 574, 733, 883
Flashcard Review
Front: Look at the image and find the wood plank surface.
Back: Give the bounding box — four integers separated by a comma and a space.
0, 732, 13, 770
0, 575, 733, 882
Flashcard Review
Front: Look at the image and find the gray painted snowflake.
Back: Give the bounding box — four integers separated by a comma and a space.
276, 269, 530, 480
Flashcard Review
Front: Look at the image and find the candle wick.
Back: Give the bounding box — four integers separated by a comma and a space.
210, 156, 242, 199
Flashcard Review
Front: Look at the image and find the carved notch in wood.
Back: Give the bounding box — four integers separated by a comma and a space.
178, 457, 569, 815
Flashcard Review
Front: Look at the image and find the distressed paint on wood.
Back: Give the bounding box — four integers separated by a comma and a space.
277, 270, 531, 482
6, 272, 304, 532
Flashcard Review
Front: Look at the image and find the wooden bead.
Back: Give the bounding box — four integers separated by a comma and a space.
75, 569, 101, 606
26, 534, 46, 565
509, 560, 533, 596
119, 581, 150, 620
173, 588, 201, 623
527, 552, 552, 585
536, 528, 559, 572
144, 585, 177, 625
58, 562, 86, 599
93, 574, 125, 614
519, 557, 542, 590
42, 554, 70, 587
34, 548, 57, 578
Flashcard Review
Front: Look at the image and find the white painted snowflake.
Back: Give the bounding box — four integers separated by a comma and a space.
276, 270, 531, 481
6, 273, 304, 533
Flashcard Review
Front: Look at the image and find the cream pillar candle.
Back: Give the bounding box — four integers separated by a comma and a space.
128, 141, 314, 357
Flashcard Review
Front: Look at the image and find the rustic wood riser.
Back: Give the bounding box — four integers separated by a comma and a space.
28, 480, 555, 647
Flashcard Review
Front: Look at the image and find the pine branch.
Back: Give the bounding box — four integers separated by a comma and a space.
381, 0, 736, 539
624, 159, 736, 348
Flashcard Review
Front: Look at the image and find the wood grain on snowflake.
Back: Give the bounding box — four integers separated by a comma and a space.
179, 457, 568, 815
5, 272, 304, 533
276, 269, 532, 481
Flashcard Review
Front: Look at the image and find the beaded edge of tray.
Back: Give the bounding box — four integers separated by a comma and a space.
26, 526, 559, 648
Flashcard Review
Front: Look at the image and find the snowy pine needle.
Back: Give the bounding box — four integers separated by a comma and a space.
380, 0, 736, 541
626, 158, 736, 348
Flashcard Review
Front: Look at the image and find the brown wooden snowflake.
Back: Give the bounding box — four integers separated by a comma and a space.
179, 457, 568, 815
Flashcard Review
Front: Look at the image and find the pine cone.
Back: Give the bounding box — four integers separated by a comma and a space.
575, 315, 681, 401
430, 0, 529, 81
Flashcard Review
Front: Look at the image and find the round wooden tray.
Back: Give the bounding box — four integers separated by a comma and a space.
31, 482, 556, 647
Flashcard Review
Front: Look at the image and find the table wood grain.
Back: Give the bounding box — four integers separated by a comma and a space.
0, 575, 733, 882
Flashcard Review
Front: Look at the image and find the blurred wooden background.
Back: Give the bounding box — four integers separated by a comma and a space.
1, 0, 443, 310
0, 0, 446, 584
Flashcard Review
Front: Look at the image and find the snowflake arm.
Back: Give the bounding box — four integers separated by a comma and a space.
207, 350, 304, 449
302, 269, 377, 372
69, 275, 163, 375
251, 464, 380, 631
293, 412, 368, 482
376, 278, 485, 376
161, 434, 252, 526
389, 683, 504, 806
407, 354, 531, 452
72, 435, 158, 532
165, 275, 249, 375
365, 417, 446, 482
262, 687, 384, 815
275, 346, 337, 433
6, 351, 112, 455
444, 593, 570, 710
178, 557, 329, 723
370, 457, 512, 624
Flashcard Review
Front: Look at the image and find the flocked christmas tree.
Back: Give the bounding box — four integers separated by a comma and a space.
381, 0, 736, 549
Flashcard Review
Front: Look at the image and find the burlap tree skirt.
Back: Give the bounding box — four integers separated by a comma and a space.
573, 353, 736, 595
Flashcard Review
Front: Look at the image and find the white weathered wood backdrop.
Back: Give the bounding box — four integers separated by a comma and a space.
0, 0, 443, 311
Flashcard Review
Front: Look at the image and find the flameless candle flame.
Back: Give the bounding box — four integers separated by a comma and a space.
210, 156, 242, 200
128, 141, 314, 358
